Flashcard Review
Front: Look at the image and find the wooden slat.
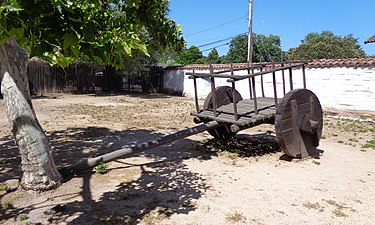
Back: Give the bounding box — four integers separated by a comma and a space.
193, 98, 277, 126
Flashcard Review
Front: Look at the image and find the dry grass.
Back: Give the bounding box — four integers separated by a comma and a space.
225, 211, 247, 223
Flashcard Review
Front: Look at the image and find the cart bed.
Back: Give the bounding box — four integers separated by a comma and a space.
191, 97, 277, 126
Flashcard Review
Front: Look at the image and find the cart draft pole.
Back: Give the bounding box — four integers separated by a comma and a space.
59, 121, 221, 176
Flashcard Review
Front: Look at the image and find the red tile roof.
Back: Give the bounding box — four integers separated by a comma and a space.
307, 58, 375, 68
365, 35, 375, 44
167, 58, 375, 70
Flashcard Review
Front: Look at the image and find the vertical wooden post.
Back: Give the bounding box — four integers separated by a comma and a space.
247, 61, 253, 99
260, 66, 265, 97
302, 64, 306, 89
209, 65, 217, 117
289, 66, 293, 91
252, 75, 258, 114
272, 63, 278, 106
192, 70, 199, 113
193, 79, 199, 113
232, 81, 238, 121
281, 63, 286, 95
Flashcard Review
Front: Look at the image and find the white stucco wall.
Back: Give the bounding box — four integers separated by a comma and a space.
163, 67, 375, 112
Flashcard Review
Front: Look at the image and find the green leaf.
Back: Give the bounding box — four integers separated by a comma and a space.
121, 42, 131, 55
8, 27, 24, 40
137, 43, 149, 56
0, 0, 23, 16
7, 0, 23, 12
63, 32, 78, 55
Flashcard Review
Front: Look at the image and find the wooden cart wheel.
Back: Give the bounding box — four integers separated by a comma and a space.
275, 89, 323, 158
204, 86, 243, 139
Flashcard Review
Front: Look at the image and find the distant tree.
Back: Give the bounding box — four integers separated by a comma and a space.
207, 48, 220, 64
177, 45, 204, 65
287, 31, 367, 60
219, 55, 228, 64
225, 34, 248, 63
253, 34, 283, 62
225, 34, 282, 63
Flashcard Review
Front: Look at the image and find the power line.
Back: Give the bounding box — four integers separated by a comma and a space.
190, 32, 245, 44
185, 15, 247, 37
202, 42, 230, 52
193, 32, 247, 48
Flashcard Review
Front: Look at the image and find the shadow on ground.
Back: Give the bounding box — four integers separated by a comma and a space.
203, 133, 281, 157
0, 127, 281, 224
91, 92, 181, 100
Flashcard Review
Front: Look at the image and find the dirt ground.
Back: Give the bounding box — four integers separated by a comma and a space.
0, 93, 374, 225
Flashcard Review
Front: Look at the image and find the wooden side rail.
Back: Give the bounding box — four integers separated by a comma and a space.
186, 62, 306, 81
188, 61, 308, 122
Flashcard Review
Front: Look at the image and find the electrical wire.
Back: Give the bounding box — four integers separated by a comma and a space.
201, 42, 230, 52
196, 32, 247, 48
256, 0, 274, 62
185, 15, 247, 37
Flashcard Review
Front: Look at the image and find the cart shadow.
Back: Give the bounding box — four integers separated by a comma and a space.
202, 133, 282, 157
279, 149, 325, 162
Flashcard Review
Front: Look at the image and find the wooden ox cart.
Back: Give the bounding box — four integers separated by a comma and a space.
186, 61, 323, 158
61, 61, 323, 175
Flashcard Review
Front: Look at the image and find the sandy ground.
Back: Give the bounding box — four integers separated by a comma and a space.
0, 93, 374, 225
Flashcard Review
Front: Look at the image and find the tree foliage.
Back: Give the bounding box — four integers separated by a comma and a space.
287, 31, 366, 60
207, 48, 220, 64
177, 45, 204, 65
0, 0, 185, 68
225, 34, 247, 63
253, 34, 282, 62
224, 33, 282, 63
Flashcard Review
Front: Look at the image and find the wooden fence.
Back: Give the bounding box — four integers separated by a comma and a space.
24, 60, 163, 95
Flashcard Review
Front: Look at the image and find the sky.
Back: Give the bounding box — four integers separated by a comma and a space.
169, 0, 375, 57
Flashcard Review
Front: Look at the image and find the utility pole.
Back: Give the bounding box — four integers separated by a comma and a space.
247, 0, 254, 64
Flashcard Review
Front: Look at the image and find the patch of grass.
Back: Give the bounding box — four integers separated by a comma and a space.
323, 199, 356, 218
226, 152, 238, 160
95, 162, 108, 174
324, 118, 374, 150
0, 183, 7, 191
361, 139, 375, 150
19, 214, 29, 221
225, 211, 247, 223
312, 160, 321, 165
2, 200, 13, 209
303, 202, 324, 212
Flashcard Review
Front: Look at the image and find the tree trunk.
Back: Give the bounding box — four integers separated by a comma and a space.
0, 39, 61, 191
